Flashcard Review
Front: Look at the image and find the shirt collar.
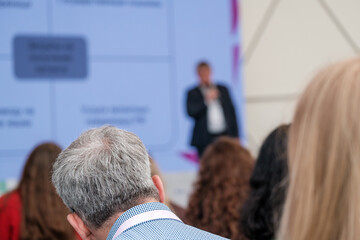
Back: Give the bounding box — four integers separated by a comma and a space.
106, 202, 172, 240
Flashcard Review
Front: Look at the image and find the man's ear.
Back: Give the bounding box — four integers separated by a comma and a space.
67, 213, 92, 240
152, 175, 165, 203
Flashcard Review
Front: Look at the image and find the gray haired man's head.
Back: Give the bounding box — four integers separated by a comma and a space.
52, 125, 159, 228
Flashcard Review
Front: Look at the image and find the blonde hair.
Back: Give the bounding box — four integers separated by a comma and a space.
278, 58, 360, 240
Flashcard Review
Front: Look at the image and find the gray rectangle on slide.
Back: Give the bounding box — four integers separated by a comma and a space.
14, 36, 87, 79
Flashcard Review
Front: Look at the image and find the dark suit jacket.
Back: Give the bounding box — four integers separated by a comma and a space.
186, 84, 239, 147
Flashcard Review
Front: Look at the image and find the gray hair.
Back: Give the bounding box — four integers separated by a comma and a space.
51, 125, 159, 228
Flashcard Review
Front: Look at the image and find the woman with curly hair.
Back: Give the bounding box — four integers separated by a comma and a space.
186, 137, 254, 240
240, 124, 289, 240
0, 142, 79, 240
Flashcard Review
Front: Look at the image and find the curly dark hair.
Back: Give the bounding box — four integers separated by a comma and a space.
240, 124, 289, 240
186, 137, 254, 240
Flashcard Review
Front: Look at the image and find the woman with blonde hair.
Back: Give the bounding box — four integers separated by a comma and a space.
278, 58, 360, 240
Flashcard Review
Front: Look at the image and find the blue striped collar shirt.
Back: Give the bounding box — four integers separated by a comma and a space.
106, 202, 228, 240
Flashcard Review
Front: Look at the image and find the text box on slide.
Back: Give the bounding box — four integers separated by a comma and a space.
0, 60, 52, 151
52, 0, 169, 56
55, 61, 173, 148
14, 35, 87, 78
0, 1, 48, 56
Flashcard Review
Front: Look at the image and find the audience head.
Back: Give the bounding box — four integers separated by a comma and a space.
52, 126, 162, 239
240, 124, 289, 240
186, 137, 254, 240
18, 142, 75, 239
278, 58, 360, 240
197, 61, 212, 86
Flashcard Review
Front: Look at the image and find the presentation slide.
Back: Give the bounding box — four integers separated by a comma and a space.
0, 0, 245, 192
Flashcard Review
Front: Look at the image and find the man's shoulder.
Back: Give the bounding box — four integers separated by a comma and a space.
215, 83, 229, 91
120, 218, 228, 240
187, 85, 200, 93
179, 222, 229, 239
109, 203, 228, 240
186, 86, 202, 99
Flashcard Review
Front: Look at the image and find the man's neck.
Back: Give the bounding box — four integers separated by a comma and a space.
200, 83, 213, 88
91, 198, 160, 240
